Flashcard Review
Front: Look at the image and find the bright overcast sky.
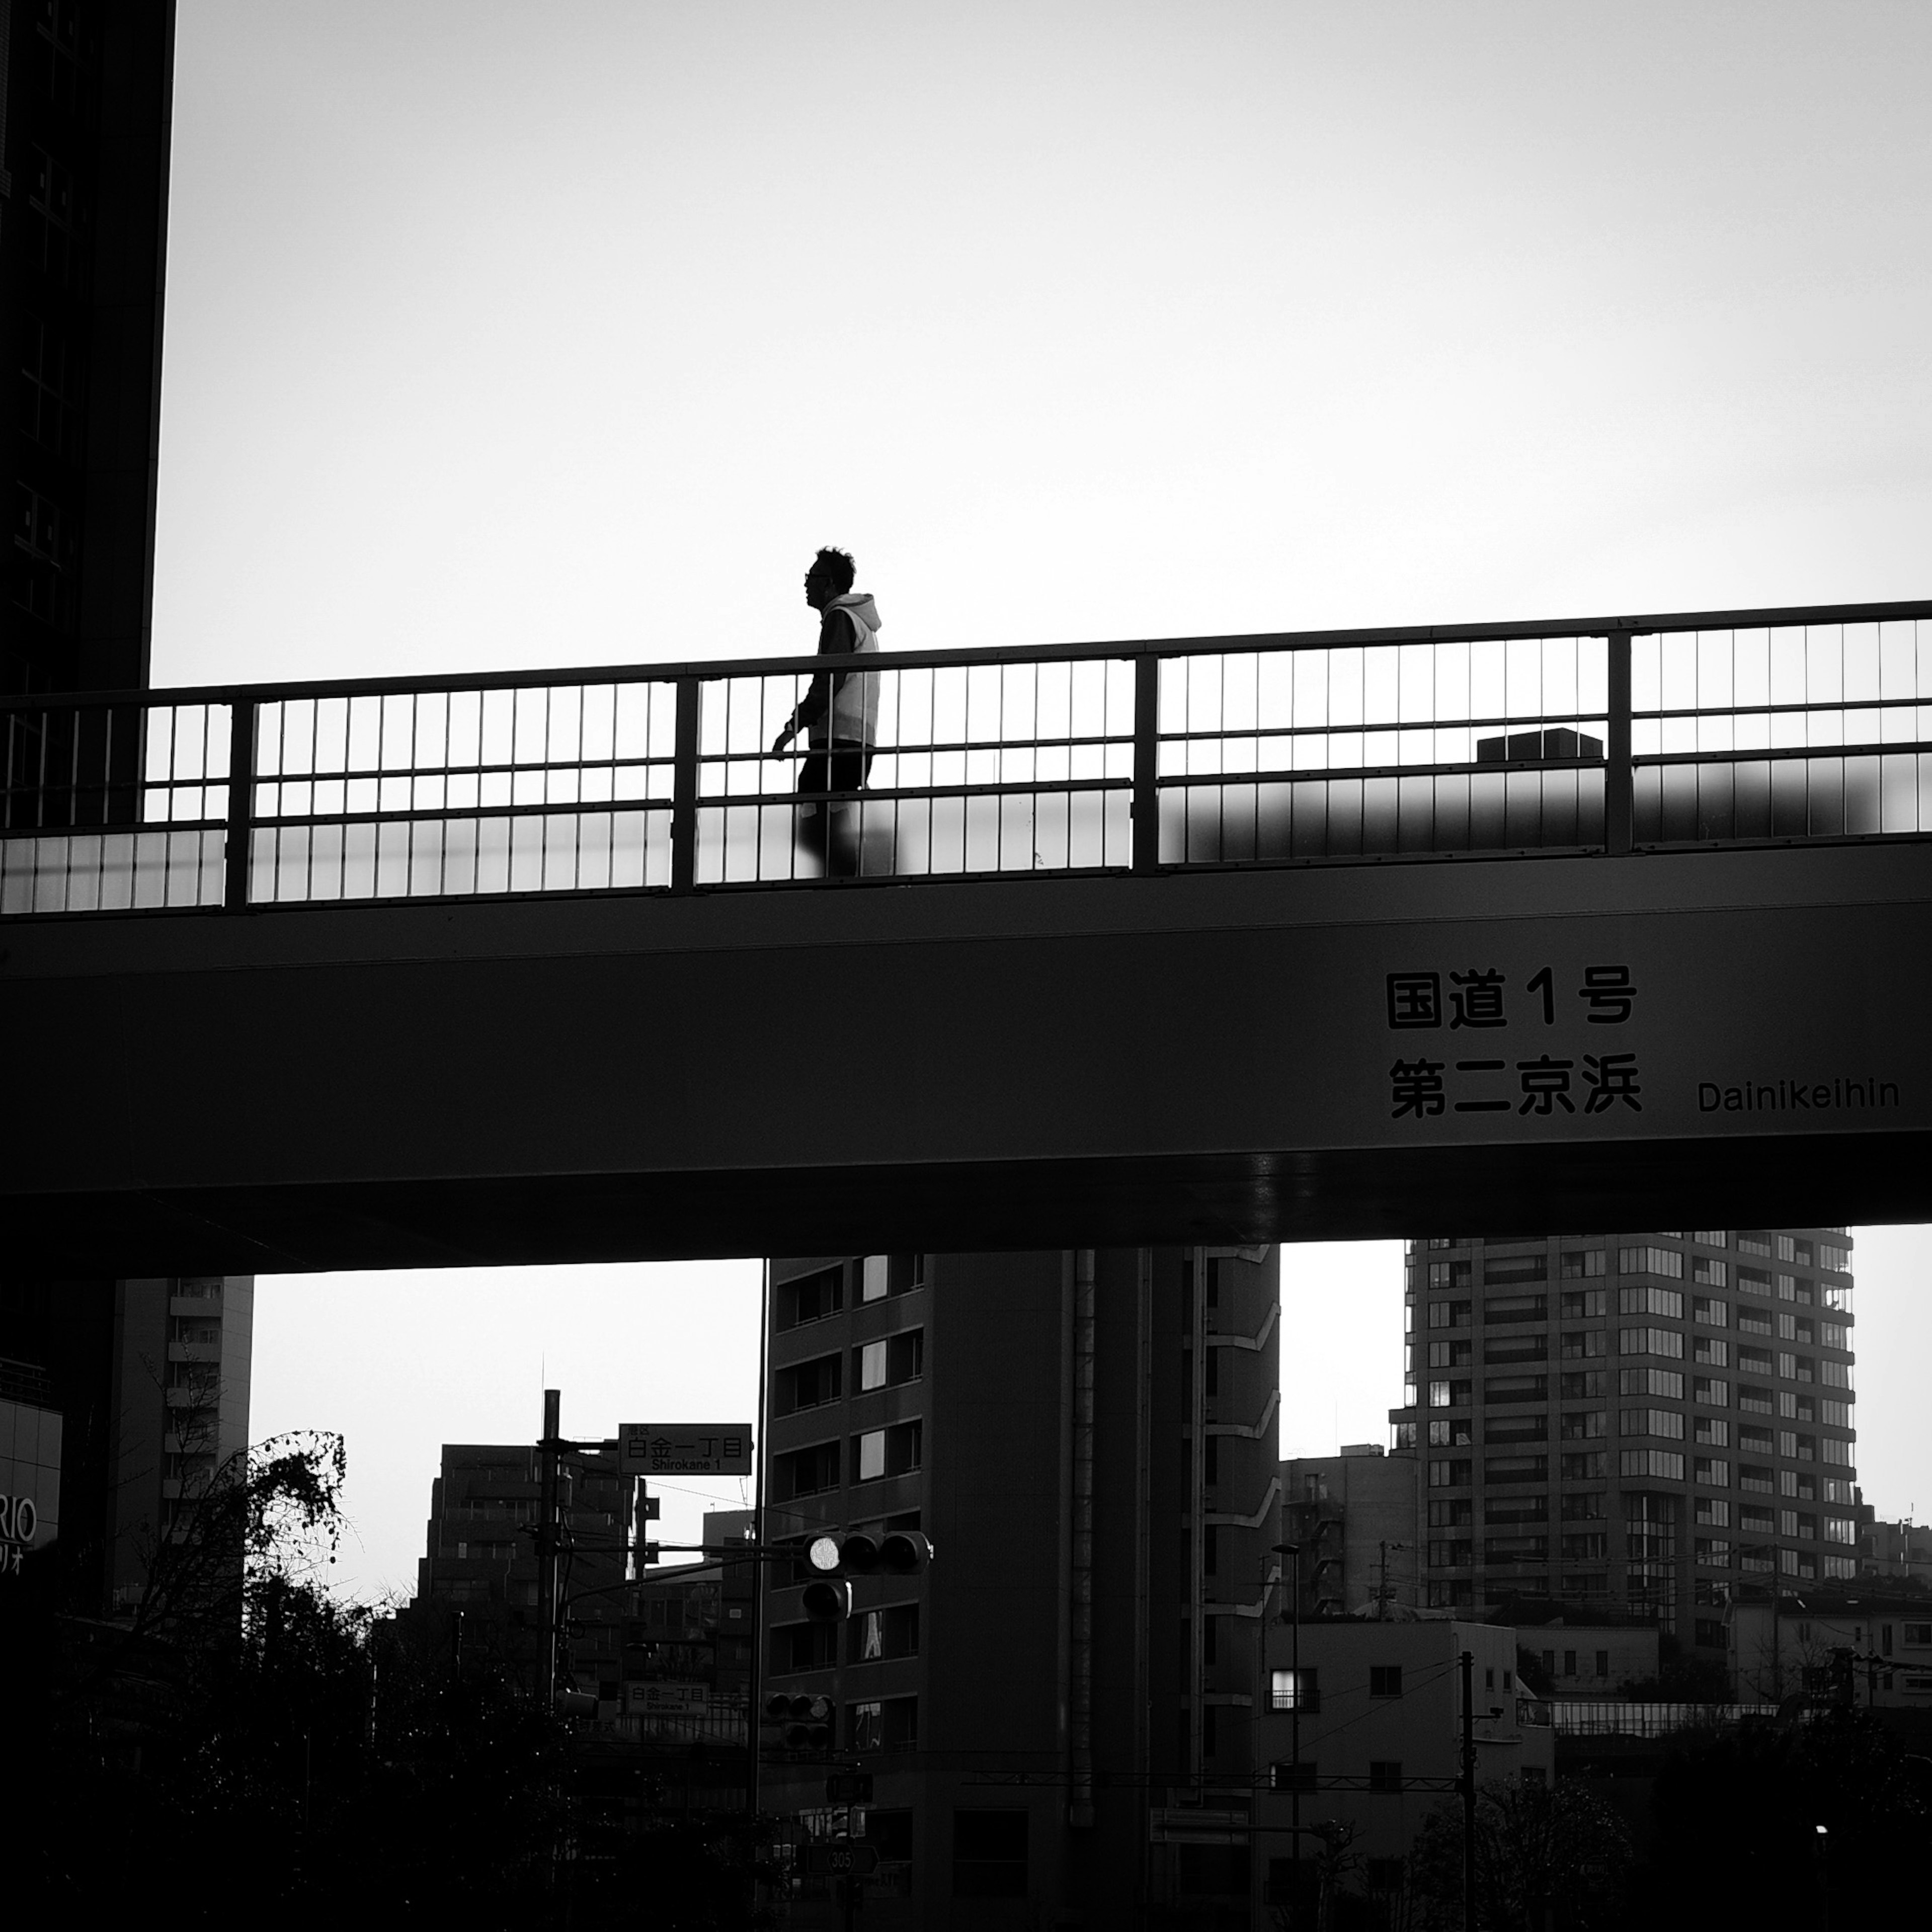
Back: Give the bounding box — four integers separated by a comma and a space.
158, 3, 1932, 1598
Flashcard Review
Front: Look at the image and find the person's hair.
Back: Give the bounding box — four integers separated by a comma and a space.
811, 547, 856, 596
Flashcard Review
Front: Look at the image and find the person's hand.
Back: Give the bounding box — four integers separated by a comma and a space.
771, 720, 796, 756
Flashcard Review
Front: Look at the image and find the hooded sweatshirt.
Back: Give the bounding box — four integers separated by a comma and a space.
800, 591, 882, 747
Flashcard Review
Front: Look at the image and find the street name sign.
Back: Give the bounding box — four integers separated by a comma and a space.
617, 1423, 754, 1476
624, 1681, 710, 1718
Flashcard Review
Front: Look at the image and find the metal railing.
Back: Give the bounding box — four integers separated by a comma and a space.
1550, 1699, 1778, 1737
3, 599, 1928, 916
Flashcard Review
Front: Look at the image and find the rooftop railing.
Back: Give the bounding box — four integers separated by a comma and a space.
1550, 1699, 1780, 1737
3, 599, 1928, 916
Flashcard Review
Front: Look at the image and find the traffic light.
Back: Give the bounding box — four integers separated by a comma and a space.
802, 1576, 853, 1621
763, 1692, 835, 1751
803, 1528, 935, 1580
795, 1528, 934, 1621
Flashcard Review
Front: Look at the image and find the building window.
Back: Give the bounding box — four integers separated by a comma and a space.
1620, 1368, 1684, 1400
1369, 1666, 1403, 1698
1559, 1249, 1606, 1280
856, 1328, 924, 1392
774, 1622, 839, 1672
853, 1602, 920, 1663
1368, 1761, 1404, 1793
1271, 1668, 1320, 1713
1619, 1246, 1684, 1280
1620, 1408, 1684, 1441
775, 1441, 840, 1499
1619, 1285, 1685, 1319
853, 1421, 922, 1483
1619, 1327, 1684, 1360
953, 1811, 1027, 1899
780, 1353, 842, 1412
1485, 1253, 1548, 1286
779, 1267, 844, 1328
1271, 1760, 1317, 1793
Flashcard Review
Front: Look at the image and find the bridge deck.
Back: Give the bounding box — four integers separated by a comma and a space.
3, 601, 1928, 1272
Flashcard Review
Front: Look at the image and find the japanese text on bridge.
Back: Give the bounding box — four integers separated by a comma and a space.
1386, 964, 1640, 1120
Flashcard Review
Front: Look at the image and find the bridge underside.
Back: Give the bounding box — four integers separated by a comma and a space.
5, 843, 1927, 1276
11, 1133, 1928, 1278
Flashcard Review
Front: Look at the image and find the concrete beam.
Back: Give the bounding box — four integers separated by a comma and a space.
3, 842, 1927, 1273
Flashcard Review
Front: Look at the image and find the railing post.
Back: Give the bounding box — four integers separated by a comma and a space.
670, 677, 699, 893
224, 697, 257, 911
1604, 631, 1632, 855
1131, 652, 1160, 875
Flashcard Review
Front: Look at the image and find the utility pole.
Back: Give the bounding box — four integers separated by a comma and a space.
1274, 1541, 1303, 1913
1459, 1648, 1477, 1932
747, 1260, 771, 1822
537, 1387, 561, 1709
1376, 1541, 1406, 1620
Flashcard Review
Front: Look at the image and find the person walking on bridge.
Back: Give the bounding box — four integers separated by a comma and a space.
770, 547, 881, 877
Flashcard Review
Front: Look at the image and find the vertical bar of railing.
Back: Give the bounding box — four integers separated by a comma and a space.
671, 677, 699, 893
225, 697, 258, 911
1604, 632, 1633, 855
1132, 651, 1160, 875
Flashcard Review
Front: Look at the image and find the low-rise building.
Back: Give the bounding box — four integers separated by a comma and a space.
1281, 1446, 1423, 1618
1860, 1516, 1932, 1587
1729, 1591, 1932, 1707
1253, 1618, 1554, 1920
1504, 1599, 1661, 1697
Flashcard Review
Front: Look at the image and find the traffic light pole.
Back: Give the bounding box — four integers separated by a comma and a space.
1459, 1649, 1477, 1932
748, 1258, 771, 1823
537, 1388, 561, 1708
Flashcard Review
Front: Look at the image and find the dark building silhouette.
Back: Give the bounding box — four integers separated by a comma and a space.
405, 1440, 634, 1695
759, 1247, 1281, 1928
3, 0, 175, 697
0, 1, 188, 1627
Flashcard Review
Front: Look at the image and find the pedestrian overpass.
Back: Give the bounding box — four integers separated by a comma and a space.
3, 600, 1927, 1276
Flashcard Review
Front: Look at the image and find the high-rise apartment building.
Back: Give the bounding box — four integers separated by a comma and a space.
1, 1272, 252, 1617
1388, 1229, 1857, 1665
408, 1440, 635, 1699
760, 1247, 1280, 1927
2, 2, 185, 1633
3, 0, 176, 697
105, 1273, 254, 1614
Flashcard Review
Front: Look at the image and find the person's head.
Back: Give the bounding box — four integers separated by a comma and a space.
804, 546, 855, 609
